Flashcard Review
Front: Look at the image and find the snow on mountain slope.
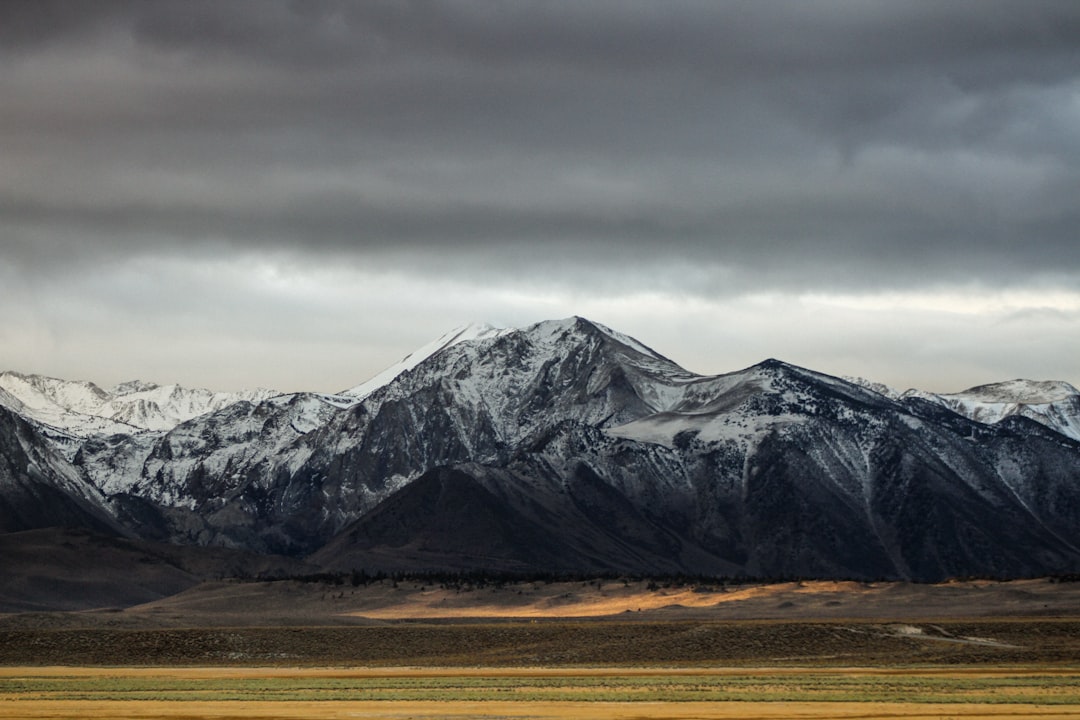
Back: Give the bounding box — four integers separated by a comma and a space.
342, 323, 511, 400
0, 385, 26, 414
952, 379, 1079, 404
845, 375, 1080, 442
79, 392, 347, 499
99, 382, 278, 432
0, 404, 120, 534
353, 316, 703, 452
0, 371, 144, 445
0, 371, 109, 415
79, 317, 710, 553
305, 322, 1080, 580
608, 360, 890, 449
4, 316, 1079, 579
843, 376, 905, 401
928, 380, 1080, 442
341, 317, 694, 408
0, 370, 278, 438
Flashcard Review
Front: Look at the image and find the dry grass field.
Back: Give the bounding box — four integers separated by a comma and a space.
2, 618, 1080, 666
6, 699, 1080, 720
114, 576, 1080, 624
3, 578, 1079, 718
2, 666, 1080, 719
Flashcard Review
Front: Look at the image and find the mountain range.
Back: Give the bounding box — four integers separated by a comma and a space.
2, 317, 1079, 587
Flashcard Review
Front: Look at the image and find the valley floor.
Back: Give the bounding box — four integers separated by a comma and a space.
1, 618, 1079, 666
3, 578, 1079, 718
2, 666, 1080, 720
3, 578, 1080, 666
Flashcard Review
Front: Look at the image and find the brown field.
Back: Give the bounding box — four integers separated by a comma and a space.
7, 699, 1080, 720
109, 576, 1080, 623
3, 578, 1080, 718
2, 616, 1080, 666
2, 666, 1080, 719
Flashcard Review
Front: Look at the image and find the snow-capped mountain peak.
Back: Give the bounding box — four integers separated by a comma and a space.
93, 383, 279, 432
6, 316, 1080, 582
923, 379, 1080, 442
844, 374, 1080, 441
0, 371, 109, 416
843, 376, 905, 401
0, 370, 279, 440
946, 379, 1079, 405
342, 322, 511, 399
527, 316, 673, 364
111, 379, 161, 396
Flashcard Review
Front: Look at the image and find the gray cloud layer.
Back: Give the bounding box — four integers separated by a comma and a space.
2, 1, 1079, 389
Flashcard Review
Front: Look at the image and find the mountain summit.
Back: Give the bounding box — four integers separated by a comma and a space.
342, 322, 511, 400
2, 317, 1079, 581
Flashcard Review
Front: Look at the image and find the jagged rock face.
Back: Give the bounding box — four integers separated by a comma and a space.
472, 394, 1080, 581
0, 406, 118, 534
0, 370, 277, 444
851, 376, 1080, 443
5, 317, 1080, 580
76, 393, 349, 553
78, 318, 704, 554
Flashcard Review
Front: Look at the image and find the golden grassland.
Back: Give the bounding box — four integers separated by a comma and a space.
5, 580, 1080, 718
114, 576, 1080, 623
2, 666, 1080, 720
348, 579, 839, 619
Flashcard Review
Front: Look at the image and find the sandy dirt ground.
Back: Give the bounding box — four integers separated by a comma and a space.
107, 576, 1080, 624
352, 580, 849, 619
342, 578, 1080, 620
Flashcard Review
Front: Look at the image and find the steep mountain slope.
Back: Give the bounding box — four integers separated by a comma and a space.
0, 405, 119, 535
0, 527, 315, 612
506, 363, 1080, 580
342, 322, 510, 400
313, 462, 738, 576
80, 317, 702, 554
274, 317, 708, 551
77, 392, 350, 549
847, 375, 1080, 443
7, 317, 1080, 581
313, 336, 1080, 580
927, 380, 1080, 442
100, 381, 279, 432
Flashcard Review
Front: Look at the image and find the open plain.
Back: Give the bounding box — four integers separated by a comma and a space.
2, 578, 1080, 718
2, 666, 1080, 719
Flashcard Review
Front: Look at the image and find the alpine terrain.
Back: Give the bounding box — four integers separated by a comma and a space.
2, 317, 1079, 586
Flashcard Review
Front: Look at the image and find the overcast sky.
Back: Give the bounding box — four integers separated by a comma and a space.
2, 1, 1079, 393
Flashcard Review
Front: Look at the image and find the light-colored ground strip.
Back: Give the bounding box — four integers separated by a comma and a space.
340, 577, 1073, 620
344, 581, 891, 619
5, 665, 1080, 679
3, 699, 1080, 720
108, 576, 1080, 624
3, 665, 1080, 720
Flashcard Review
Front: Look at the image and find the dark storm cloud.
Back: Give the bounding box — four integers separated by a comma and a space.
2, 1, 1079, 293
